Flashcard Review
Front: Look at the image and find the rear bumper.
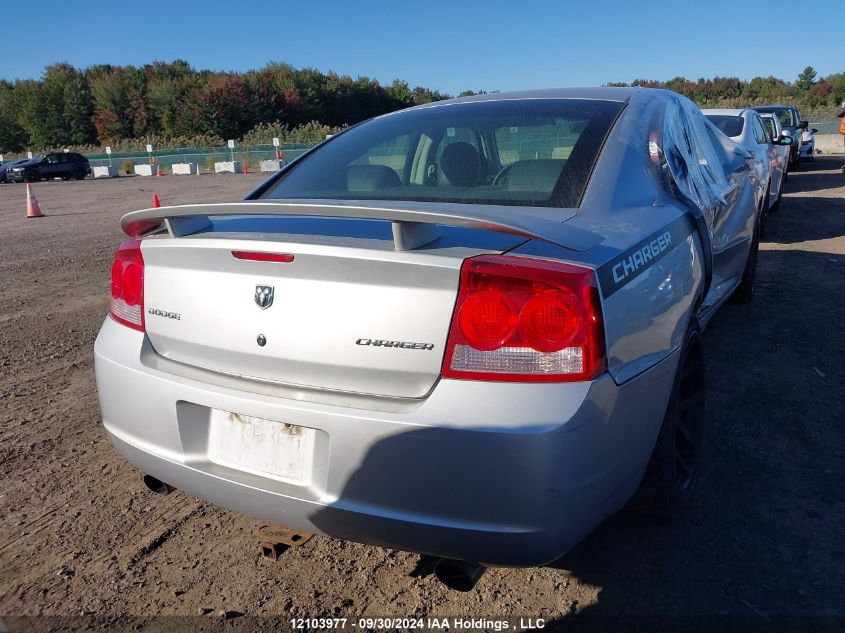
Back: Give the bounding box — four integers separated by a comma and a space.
94, 316, 678, 566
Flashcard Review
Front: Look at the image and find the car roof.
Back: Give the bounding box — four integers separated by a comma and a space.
751, 105, 796, 111
702, 108, 751, 117
405, 87, 641, 111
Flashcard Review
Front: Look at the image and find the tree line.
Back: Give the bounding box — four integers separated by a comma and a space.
1, 61, 843, 154
0, 60, 456, 153
607, 67, 845, 115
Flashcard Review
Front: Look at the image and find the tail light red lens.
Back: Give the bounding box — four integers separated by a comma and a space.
110, 240, 145, 331
442, 255, 605, 382
457, 290, 518, 351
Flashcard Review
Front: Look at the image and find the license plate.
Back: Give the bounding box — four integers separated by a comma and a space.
207, 409, 316, 484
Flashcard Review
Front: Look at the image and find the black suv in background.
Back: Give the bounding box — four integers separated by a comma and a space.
6, 152, 91, 182
751, 105, 807, 171
0, 159, 29, 183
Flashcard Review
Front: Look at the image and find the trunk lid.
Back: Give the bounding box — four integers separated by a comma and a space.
140, 223, 524, 398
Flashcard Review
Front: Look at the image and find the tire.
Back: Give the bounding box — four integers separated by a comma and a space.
25, 170, 40, 183
73, 169, 86, 180
635, 324, 706, 517
731, 218, 760, 305
770, 175, 785, 213
758, 192, 769, 240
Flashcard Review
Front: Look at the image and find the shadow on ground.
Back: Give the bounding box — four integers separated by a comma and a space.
781, 156, 844, 194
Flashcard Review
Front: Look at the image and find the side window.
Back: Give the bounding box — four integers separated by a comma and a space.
762, 117, 776, 139
752, 116, 769, 144
762, 117, 773, 143
45, 154, 58, 164
349, 134, 412, 181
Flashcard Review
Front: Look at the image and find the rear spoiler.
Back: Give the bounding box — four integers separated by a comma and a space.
120, 200, 604, 252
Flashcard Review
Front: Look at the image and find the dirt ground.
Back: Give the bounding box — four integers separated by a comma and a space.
1, 161, 844, 632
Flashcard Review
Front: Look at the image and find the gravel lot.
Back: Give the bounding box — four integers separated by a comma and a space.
1, 161, 844, 631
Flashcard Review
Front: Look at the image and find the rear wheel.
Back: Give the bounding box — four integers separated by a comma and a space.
73, 168, 86, 180
25, 170, 39, 183
758, 192, 769, 239
770, 175, 785, 213
731, 218, 760, 305
635, 324, 706, 517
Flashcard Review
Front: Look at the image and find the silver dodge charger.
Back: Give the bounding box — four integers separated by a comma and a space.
95, 88, 759, 588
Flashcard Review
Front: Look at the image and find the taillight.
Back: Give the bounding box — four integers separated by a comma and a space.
110, 240, 145, 331
232, 250, 295, 263
442, 255, 605, 382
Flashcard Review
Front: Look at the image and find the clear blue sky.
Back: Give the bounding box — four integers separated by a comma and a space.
1, 0, 841, 94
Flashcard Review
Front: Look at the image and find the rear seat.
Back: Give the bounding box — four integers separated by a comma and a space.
347, 164, 402, 192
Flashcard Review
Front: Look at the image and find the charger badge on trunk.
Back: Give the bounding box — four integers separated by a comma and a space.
255, 285, 274, 309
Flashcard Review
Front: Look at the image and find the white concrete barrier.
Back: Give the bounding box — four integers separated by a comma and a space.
134, 164, 159, 177
172, 163, 198, 175
815, 133, 845, 155
259, 159, 286, 172
93, 165, 119, 178
214, 161, 242, 174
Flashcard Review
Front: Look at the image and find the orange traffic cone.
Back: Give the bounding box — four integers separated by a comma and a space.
152, 194, 161, 208
26, 183, 45, 218
244, 163, 249, 174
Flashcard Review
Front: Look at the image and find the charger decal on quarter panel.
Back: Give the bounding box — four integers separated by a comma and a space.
597, 215, 694, 298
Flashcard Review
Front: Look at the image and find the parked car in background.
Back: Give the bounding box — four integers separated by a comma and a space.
0, 158, 29, 183
6, 152, 91, 182
704, 108, 791, 234
751, 105, 806, 171
759, 113, 791, 182
96, 88, 761, 586
799, 125, 817, 160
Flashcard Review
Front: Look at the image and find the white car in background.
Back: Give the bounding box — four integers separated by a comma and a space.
799, 125, 817, 160
759, 113, 791, 183
704, 108, 792, 235
751, 105, 805, 171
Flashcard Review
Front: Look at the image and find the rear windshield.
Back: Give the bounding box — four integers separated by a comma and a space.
705, 115, 744, 138
260, 99, 624, 208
